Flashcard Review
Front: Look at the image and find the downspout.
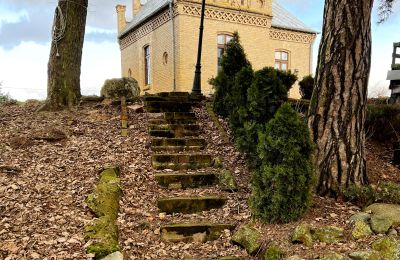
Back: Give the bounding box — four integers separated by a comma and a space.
169, 0, 177, 91
309, 37, 314, 75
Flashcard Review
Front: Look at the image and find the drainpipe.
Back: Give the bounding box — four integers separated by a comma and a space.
309, 39, 314, 75
169, 0, 177, 91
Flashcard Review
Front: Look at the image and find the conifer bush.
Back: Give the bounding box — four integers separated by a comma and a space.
250, 103, 314, 223
299, 75, 315, 100
211, 32, 250, 117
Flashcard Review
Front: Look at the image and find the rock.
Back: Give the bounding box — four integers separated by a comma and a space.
219, 170, 238, 192
85, 168, 122, 219
231, 224, 262, 255
349, 251, 372, 260
370, 215, 393, 234
263, 242, 284, 260
352, 219, 372, 239
292, 223, 313, 247
350, 212, 371, 224
371, 236, 400, 260
102, 251, 124, 260
84, 216, 120, 258
388, 228, 398, 236
100, 77, 140, 100
320, 252, 345, 260
213, 157, 224, 168
313, 226, 344, 244
365, 203, 400, 227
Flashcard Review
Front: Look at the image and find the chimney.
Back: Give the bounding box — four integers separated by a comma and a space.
116, 5, 127, 33
133, 0, 142, 16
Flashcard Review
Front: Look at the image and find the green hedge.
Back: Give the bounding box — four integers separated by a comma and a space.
250, 103, 314, 223
366, 104, 400, 142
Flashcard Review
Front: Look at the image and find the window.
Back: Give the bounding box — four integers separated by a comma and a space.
128, 69, 132, 78
275, 51, 289, 71
144, 45, 151, 85
217, 34, 233, 71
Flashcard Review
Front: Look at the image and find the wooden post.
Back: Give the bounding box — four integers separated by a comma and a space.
121, 96, 128, 137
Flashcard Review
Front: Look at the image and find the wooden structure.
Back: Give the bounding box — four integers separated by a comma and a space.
388, 42, 400, 103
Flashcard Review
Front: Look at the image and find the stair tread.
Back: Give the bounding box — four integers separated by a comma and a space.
157, 196, 227, 214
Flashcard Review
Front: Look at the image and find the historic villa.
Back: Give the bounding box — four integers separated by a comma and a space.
116, 0, 317, 98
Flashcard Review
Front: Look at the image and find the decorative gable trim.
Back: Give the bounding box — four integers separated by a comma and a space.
120, 8, 176, 50
269, 27, 316, 44
180, 2, 271, 28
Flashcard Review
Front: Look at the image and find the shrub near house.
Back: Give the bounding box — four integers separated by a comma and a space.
211, 32, 313, 222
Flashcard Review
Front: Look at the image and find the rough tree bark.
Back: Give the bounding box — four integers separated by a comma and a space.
41, 0, 88, 111
308, 0, 373, 196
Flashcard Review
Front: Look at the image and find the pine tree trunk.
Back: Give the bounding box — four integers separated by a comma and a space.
41, 0, 88, 111
308, 0, 373, 196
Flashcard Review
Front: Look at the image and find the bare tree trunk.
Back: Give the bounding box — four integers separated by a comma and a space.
41, 0, 88, 111
308, 0, 373, 196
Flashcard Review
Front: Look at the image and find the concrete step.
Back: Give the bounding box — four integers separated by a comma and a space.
149, 118, 197, 125
151, 154, 212, 170
157, 196, 227, 214
152, 138, 206, 147
152, 145, 204, 152
149, 124, 200, 138
155, 172, 218, 189
160, 222, 235, 243
145, 101, 193, 113
154, 170, 238, 191
164, 112, 196, 120
184, 257, 241, 260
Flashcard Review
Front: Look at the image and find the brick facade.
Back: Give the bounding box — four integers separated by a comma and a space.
116, 0, 316, 98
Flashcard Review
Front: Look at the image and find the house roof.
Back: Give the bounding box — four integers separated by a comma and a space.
271, 2, 316, 33
119, 0, 317, 37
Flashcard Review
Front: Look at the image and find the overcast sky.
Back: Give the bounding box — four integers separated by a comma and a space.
0, 0, 399, 100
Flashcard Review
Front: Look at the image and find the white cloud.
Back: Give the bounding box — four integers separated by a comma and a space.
0, 41, 121, 101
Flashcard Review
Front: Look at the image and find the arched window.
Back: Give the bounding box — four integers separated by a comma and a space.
144, 45, 151, 85
275, 50, 289, 71
217, 34, 233, 71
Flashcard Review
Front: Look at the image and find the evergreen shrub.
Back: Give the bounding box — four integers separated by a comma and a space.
211, 32, 250, 117
250, 103, 314, 223
299, 75, 315, 100
366, 104, 400, 142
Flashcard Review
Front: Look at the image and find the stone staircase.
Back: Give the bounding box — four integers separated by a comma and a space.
144, 92, 242, 260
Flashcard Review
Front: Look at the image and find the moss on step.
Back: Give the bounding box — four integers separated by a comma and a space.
155, 172, 218, 189
152, 154, 213, 170
157, 196, 227, 214
84, 167, 122, 259
219, 170, 238, 192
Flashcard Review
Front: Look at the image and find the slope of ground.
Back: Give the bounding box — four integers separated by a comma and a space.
0, 101, 399, 259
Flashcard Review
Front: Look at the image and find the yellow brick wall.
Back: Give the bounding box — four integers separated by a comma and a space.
120, 17, 176, 94
119, 2, 315, 99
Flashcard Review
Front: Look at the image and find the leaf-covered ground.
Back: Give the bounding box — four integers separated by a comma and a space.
0, 101, 399, 259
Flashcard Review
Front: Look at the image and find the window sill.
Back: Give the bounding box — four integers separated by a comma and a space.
143, 85, 151, 91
